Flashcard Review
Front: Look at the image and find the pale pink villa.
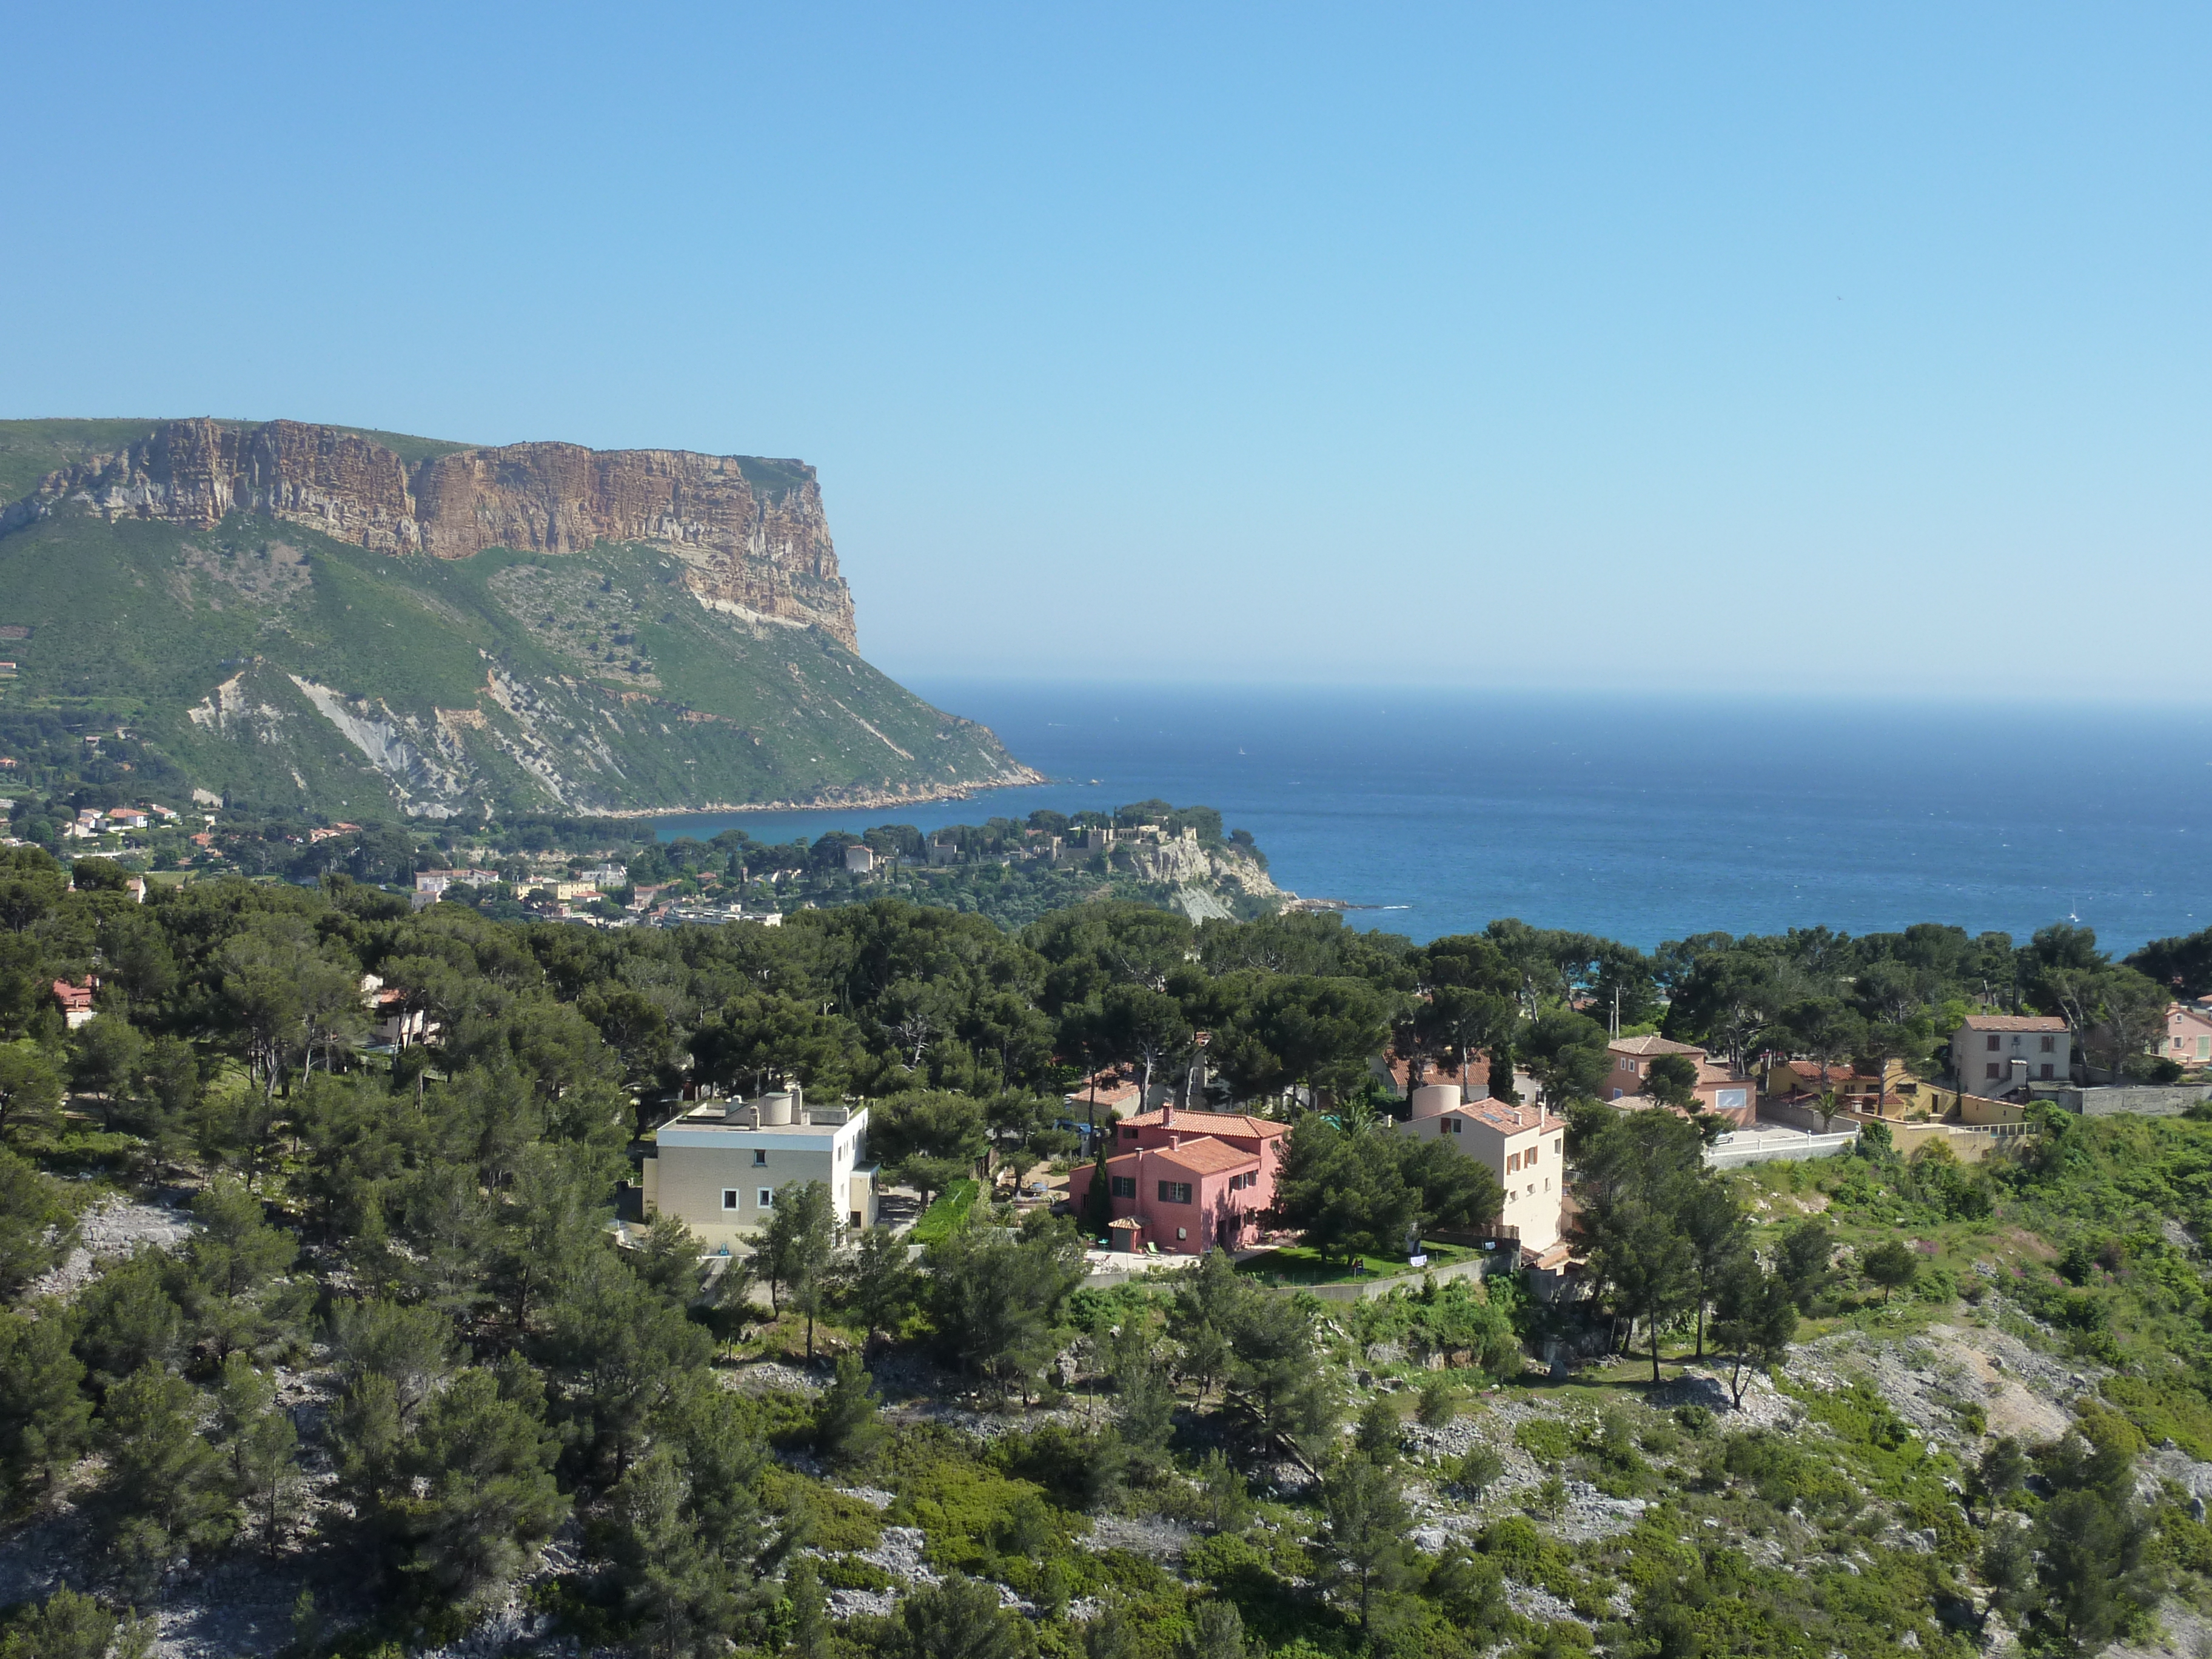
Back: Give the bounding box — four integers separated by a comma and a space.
1066, 1103, 1289, 1255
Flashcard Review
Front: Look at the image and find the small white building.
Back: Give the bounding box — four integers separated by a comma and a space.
1953, 1014, 2070, 1094
415, 868, 501, 897
843, 844, 878, 874
1396, 1084, 1566, 1252
642, 1090, 877, 1248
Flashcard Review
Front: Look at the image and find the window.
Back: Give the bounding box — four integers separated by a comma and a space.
2040, 1036, 2055, 1053
1527, 1144, 1540, 1166
752, 1149, 766, 1166
1124, 1126, 1139, 1140
1985, 1062, 2001, 1079
1158, 1181, 1192, 1204
757, 1188, 774, 1209
2200, 1036, 2210, 1061
1445, 1118, 1462, 1134
1506, 1152, 1520, 1173
1109, 1175, 1136, 1199
2040, 1064, 2054, 1080
722, 1189, 739, 1211
1986, 1035, 2001, 1052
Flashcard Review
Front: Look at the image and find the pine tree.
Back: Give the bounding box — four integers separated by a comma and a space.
814, 1352, 886, 1467
0, 1307, 91, 1500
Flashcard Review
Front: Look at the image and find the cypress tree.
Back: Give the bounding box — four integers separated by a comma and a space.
1081, 1142, 1113, 1237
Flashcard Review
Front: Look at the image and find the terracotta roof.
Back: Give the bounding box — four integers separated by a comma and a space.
1381, 1054, 1485, 1089
1609, 1034, 1704, 1057
1457, 1099, 1564, 1136
1122, 1108, 1289, 1139
1150, 1136, 1260, 1176
1959, 1015, 2067, 1032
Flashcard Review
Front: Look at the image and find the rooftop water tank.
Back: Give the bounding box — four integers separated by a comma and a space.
1410, 1082, 1463, 1120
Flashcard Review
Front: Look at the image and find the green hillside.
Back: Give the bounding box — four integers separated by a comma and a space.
0, 423, 1033, 822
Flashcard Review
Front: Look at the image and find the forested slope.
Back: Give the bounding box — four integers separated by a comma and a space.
7, 859, 2212, 1656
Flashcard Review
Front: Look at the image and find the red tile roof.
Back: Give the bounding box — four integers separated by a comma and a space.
1121, 1108, 1289, 1139
1609, 1034, 1704, 1057
1150, 1137, 1260, 1176
1960, 1014, 2067, 1031
1456, 1099, 1564, 1136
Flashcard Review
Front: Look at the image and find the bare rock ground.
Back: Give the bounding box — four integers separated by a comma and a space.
29, 1196, 195, 1300
1785, 1305, 2090, 1452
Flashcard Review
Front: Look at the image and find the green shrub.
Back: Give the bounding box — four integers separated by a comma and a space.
1513, 1418, 1574, 1465
819, 1554, 893, 1591
1454, 1444, 1506, 1496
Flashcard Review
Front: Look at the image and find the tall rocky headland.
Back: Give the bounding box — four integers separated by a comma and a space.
2, 418, 857, 648
0, 417, 1036, 819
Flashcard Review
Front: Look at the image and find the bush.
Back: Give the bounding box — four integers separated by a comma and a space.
1415, 1373, 1458, 1427
1454, 1445, 1506, 1496
1512, 1418, 1573, 1466
819, 1554, 894, 1591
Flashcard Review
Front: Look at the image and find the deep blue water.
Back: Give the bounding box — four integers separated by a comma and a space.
655, 683, 2212, 955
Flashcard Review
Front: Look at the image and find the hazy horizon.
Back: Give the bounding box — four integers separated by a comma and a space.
6, 5, 2207, 702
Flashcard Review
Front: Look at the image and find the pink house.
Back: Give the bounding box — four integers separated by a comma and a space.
2165, 1002, 2212, 1070
1603, 1034, 1754, 1127
1066, 1104, 1289, 1255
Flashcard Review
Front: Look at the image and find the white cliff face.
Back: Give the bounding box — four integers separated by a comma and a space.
1119, 837, 1282, 899
286, 677, 477, 819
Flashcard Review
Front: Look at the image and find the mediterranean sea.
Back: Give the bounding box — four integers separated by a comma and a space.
657, 682, 2212, 956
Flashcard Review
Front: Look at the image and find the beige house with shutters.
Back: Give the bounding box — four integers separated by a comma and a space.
1396, 1084, 1567, 1252
641, 1090, 877, 1250
1952, 1014, 2070, 1096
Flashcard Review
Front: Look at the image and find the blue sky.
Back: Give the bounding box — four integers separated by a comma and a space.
4, 5, 2205, 697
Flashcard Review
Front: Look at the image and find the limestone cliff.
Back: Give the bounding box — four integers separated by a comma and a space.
1, 418, 857, 648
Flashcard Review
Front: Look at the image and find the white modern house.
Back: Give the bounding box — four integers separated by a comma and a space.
1396, 1083, 1567, 1252
641, 1089, 877, 1248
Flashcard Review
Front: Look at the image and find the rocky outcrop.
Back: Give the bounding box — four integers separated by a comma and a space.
2, 418, 857, 648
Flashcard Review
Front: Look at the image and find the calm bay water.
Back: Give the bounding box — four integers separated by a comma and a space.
657, 683, 2212, 955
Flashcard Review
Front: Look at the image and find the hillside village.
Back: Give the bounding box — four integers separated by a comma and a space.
12, 853, 2212, 1659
